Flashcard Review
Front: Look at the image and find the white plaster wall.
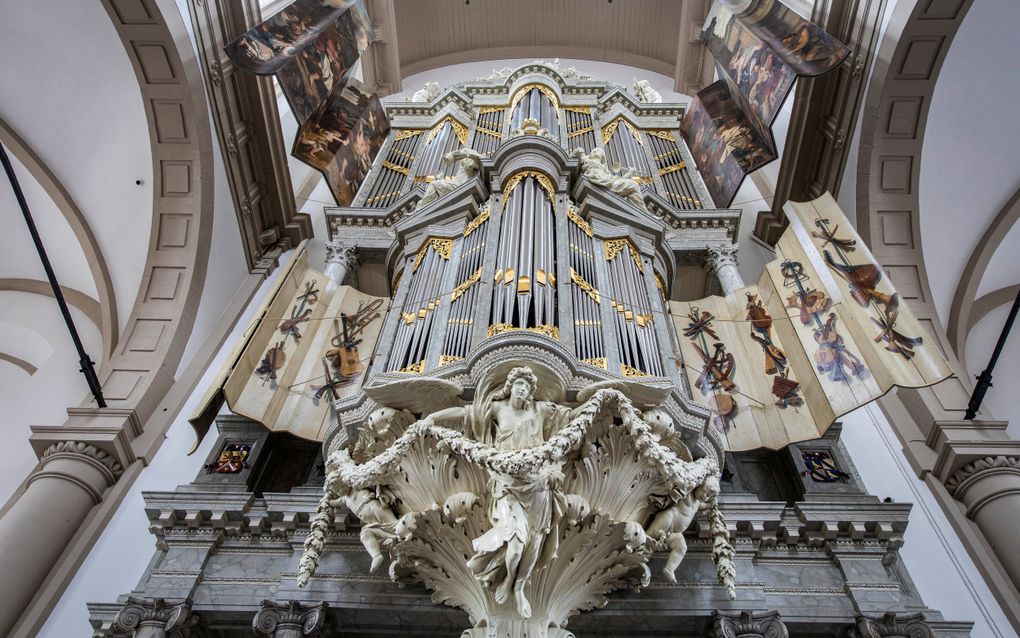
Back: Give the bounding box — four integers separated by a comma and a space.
39, 251, 294, 636
0, 294, 102, 508
0, 0, 153, 335
966, 304, 1020, 437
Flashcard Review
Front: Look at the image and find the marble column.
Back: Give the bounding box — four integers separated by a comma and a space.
252, 600, 328, 637
852, 611, 934, 637
712, 609, 789, 637
0, 441, 122, 635
705, 242, 744, 296
324, 239, 358, 293
945, 455, 1020, 587
111, 598, 195, 638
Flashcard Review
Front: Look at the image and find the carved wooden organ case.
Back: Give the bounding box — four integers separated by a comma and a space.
325, 63, 742, 456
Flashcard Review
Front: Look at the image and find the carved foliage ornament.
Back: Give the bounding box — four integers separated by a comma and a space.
501, 170, 556, 208
714, 610, 789, 638
852, 612, 934, 638
945, 455, 1020, 495
43, 440, 124, 478
298, 372, 734, 637
112, 597, 194, 636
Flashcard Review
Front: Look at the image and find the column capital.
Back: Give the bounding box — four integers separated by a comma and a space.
111, 597, 196, 636
705, 242, 739, 273
39, 440, 124, 479
252, 600, 328, 636
851, 611, 934, 638
946, 455, 1020, 496
712, 609, 788, 638
324, 239, 358, 267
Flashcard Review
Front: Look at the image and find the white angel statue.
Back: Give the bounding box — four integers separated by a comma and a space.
631, 77, 663, 103
416, 148, 485, 210
571, 147, 647, 211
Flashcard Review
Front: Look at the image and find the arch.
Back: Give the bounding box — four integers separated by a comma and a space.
0, 119, 118, 362
947, 185, 1020, 364
0, 352, 36, 376
0, 279, 102, 333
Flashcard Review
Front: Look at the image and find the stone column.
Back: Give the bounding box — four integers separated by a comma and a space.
111, 597, 196, 638
712, 610, 789, 637
705, 242, 744, 296
324, 239, 358, 293
945, 456, 1020, 586
252, 600, 328, 637
0, 441, 122, 635
851, 611, 934, 637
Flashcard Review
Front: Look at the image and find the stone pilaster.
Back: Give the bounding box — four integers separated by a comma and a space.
0, 441, 123, 635
324, 239, 359, 292
252, 600, 328, 637
111, 597, 197, 638
851, 611, 934, 638
712, 609, 788, 637
705, 242, 744, 296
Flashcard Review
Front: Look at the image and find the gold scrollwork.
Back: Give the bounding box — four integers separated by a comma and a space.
603, 237, 644, 272
582, 357, 608, 370
601, 116, 643, 145
487, 323, 515, 337
450, 268, 483, 302
474, 125, 503, 139
427, 116, 470, 144
645, 129, 677, 142
654, 271, 666, 300
438, 355, 463, 367
501, 170, 556, 208
486, 323, 560, 340
478, 105, 506, 114
365, 190, 402, 205
412, 237, 454, 272
382, 160, 409, 175
394, 129, 424, 141
657, 162, 686, 176
464, 206, 491, 237
567, 126, 594, 139
510, 83, 559, 110
570, 268, 601, 303
620, 363, 649, 377
567, 206, 592, 237
564, 105, 592, 114
397, 360, 426, 374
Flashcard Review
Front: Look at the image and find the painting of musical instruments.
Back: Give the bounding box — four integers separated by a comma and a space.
215, 245, 388, 442
674, 192, 950, 452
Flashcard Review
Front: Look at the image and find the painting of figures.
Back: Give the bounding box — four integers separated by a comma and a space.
225, 0, 357, 75
737, 0, 849, 76
322, 95, 389, 206
682, 90, 748, 208
292, 71, 369, 170
701, 2, 795, 125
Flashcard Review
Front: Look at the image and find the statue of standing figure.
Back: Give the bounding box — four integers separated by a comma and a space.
423, 367, 587, 617
416, 148, 485, 210
571, 147, 648, 211
631, 77, 663, 103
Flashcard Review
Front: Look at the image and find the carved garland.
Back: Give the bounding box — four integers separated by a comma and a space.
463, 206, 491, 237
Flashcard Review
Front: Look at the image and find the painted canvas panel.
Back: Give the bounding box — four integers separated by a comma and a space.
224, 0, 358, 75
321, 94, 390, 205
674, 193, 951, 452
682, 81, 774, 207
701, 2, 795, 125
223, 247, 388, 441
737, 0, 850, 77
292, 68, 366, 170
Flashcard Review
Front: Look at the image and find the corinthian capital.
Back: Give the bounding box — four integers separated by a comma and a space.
252, 600, 328, 637
324, 239, 358, 266
705, 242, 739, 273
713, 610, 788, 638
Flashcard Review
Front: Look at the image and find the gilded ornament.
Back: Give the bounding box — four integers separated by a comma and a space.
438, 355, 463, 367
621, 363, 649, 377
501, 170, 556, 207
603, 237, 644, 272
451, 268, 483, 302
394, 128, 424, 141
463, 206, 490, 236
657, 162, 686, 177
474, 125, 503, 139
382, 161, 409, 175
567, 126, 594, 139
570, 267, 601, 303
567, 207, 593, 236
427, 116, 470, 144
563, 105, 591, 114
397, 360, 426, 374
478, 105, 506, 114
509, 82, 559, 110
582, 357, 608, 369
645, 129, 677, 142
412, 237, 454, 272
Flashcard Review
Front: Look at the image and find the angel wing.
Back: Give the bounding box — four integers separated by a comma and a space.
364, 376, 465, 414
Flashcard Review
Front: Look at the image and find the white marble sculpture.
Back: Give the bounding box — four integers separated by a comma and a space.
415, 147, 485, 210
508, 117, 557, 142
562, 66, 592, 80
407, 81, 441, 103
482, 66, 514, 80
299, 366, 734, 638
571, 147, 648, 211
631, 77, 663, 103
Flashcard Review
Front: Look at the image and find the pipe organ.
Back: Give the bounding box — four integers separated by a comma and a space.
331, 64, 727, 382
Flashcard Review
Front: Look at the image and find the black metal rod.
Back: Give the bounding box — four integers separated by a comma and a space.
0, 142, 107, 407
964, 287, 1020, 420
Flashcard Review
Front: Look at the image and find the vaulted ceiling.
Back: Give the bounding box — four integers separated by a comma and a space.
369, 0, 713, 94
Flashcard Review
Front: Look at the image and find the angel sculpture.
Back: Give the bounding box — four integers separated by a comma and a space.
300, 366, 735, 637
631, 77, 663, 103
416, 147, 485, 210
407, 81, 440, 103
571, 147, 647, 211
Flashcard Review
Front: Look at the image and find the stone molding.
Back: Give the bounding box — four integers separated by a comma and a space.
851, 611, 934, 638
945, 456, 1020, 495
705, 242, 739, 272
39, 441, 124, 479
252, 600, 328, 636
111, 597, 196, 636
712, 609, 789, 638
